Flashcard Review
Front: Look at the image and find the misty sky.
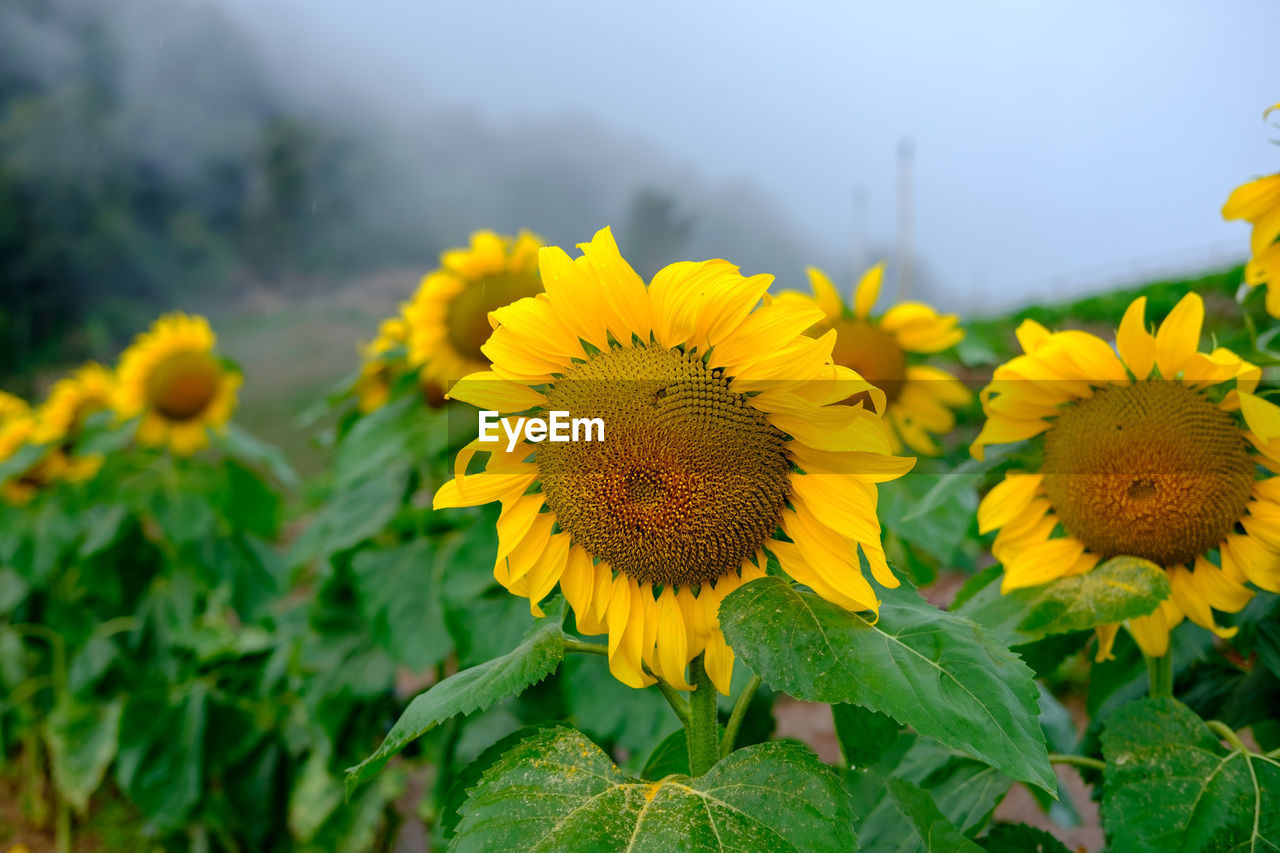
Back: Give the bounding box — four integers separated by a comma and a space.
219, 0, 1279, 308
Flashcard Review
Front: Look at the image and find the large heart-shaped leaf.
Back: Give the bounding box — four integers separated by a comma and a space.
452, 727, 857, 852
720, 576, 1054, 793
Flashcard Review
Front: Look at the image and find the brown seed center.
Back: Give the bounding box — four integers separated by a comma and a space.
535, 345, 791, 587
1041, 382, 1254, 567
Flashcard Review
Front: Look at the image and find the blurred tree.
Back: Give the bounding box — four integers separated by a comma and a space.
620, 187, 695, 280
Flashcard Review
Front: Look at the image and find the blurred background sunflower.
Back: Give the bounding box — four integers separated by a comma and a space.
780, 262, 970, 454
114, 313, 241, 454
403, 230, 544, 400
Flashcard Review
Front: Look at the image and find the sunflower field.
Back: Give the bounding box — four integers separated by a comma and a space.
4, 90, 1280, 853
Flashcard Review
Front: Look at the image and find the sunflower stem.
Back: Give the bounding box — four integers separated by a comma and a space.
562, 639, 608, 656
1048, 753, 1106, 772
685, 655, 719, 777
1207, 720, 1250, 754
653, 677, 690, 726
720, 674, 762, 758
1145, 652, 1174, 699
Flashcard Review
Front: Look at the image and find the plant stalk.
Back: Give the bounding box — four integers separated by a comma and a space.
685, 654, 719, 777
720, 674, 762, 758
1146, 653, 1173, 699
1048, 753, 1106, 771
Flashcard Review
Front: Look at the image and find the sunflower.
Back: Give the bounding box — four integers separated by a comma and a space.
32, 362, 116, 481
1222, 103, 1280, 316
971, 293, 1280, 659
115, 313, 241, 455
434, 227, 914, 693
34, 363, 116, 445
403, 230, 544, 399
0, 411, 66, 505
354, 316, 411, 413
0, 391, 28, 425
778, 264, 970, 454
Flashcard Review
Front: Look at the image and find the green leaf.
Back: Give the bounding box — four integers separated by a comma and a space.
351, 540, 451, 670
0, 566, 29, 613
880, 471, 978, 565
116, 684, 207, 828
640, 728, 691, 781
452, 728, 857, 852
832, 703, 901, 769
979, 823, 1071, 853
43, 696, 123, 813
954, 556, 1169, 646
289, 749, 345, 842
441, 725, 556, 840
1016, 556, 1169, 637
219, 422, 300, 491
883, 777, 985, 853
344, 613, 568, 792
1101, 698, 1280, 852
720, 576, 1054, 793
150, 484, 216, 545
288, 467, 408, 565
852, 737, 1013, 851
220, 459, 281, 539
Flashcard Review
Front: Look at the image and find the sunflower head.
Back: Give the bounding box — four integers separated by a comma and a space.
403, 230, 544, 400
1222, 104, 1280, 317
34, 362, 116, 445
0, 412, 66, 505
973, 292, 1280, 659
115, 313, 241, 455
779, 263, 971, 454
435, 227, 914, 694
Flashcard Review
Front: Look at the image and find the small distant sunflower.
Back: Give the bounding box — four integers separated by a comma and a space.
0, 391, 28, 425
354, 316, 410, 413
115, 313, 241, 455
435, 227, 914, 693
0, 411, 65, 505
972, 293, 1280, 659
33, 362, 116, 481
1222, 103, 1280, 316
403, 230, 544, 398
779, 264, 970, 454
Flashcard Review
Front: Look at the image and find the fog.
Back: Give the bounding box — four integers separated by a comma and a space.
4, 0, 1278, 381
217, 0, 1280, 309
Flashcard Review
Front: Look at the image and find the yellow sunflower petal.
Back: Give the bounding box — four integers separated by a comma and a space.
805, 267, 845, 320
852, 262, 885, 319
977, 473, 1044, 534
1116, 296, 1155, 380
1154, 292, 1204, 379
656, 586, 694, 690
1239, 391, 1280, 441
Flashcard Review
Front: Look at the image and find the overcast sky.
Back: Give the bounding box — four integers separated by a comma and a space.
219, 0, 1279, 308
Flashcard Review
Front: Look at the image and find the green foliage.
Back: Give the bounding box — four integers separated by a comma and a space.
1101, 698, 1280, 852
719, 576, 1055, 793
452, 727, 857, 853
345, 609, 570, 792
955, 556, 1170, 647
